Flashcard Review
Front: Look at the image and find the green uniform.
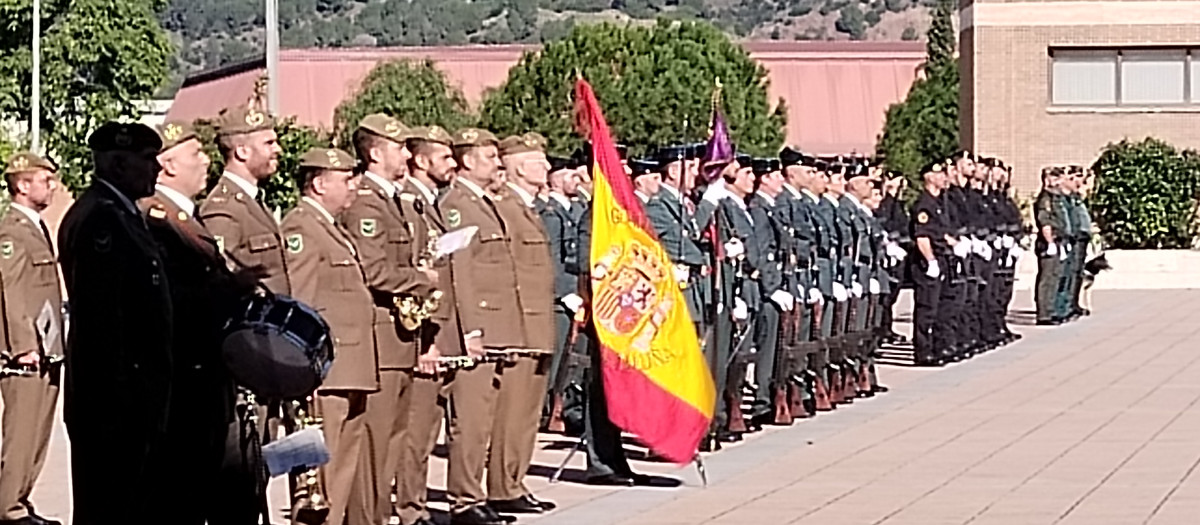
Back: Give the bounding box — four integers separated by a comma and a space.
1034, 189, 1065, 322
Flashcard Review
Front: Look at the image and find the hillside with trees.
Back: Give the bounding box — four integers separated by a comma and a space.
161, 0, 934, 89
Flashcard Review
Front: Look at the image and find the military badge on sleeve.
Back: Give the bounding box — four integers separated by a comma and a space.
360, 219, 378, 237
286, 234, 304, 254
447, 209, 461, 228
0, 241, 12, 259
917, 211, 929, 224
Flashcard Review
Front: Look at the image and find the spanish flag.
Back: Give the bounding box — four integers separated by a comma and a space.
574, 79, 716, 463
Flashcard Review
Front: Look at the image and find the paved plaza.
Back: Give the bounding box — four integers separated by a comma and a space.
22, 289, 1200, 524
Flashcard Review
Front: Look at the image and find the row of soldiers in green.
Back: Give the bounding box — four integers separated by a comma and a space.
1034, 165, 1094, 325
544, 143, 902, 471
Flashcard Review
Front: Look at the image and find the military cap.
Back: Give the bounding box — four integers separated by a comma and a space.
812, 159, 830, 172
499, 132, 547, 156
845, 163, 869, 179
654, 145, 689, 164
615, 143, 629, 160
408, 125, 455, 146
734, 153, 752, 169
157, 121, 200, 153
5, 152, 56, 175
357, 113, 411, 143
686, 142, 707, 160
214, 106, 276, 137
450, 128, 498, 148
779, 147, 807, 168
548, 156, 574, 173
920, 160, 947, 176
751, 158, 780, 177
954, 150, 975, 161
298, 148, 355, 172
628, 159, 659, 178
88, 122, 162, 152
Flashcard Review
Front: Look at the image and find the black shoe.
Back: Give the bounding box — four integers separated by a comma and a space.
452, 505, 509, 525
295, 507, 331, 525
0, 518, 43, 525
1036, 319, 1057, 326
627, 472, 654, 486
526, 494, 557, 511
489, 495, 544, 514
717, 430, 743, 443
872, 385, 890, 394
585, 473, 635, 486
698, 434, 723, 452
857, 389, 875, 399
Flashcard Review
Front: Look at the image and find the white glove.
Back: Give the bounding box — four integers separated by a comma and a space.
971, 238, 986, 256
993, 237, 1004, 250
925, 259, 941, 279
1045, 242, 1058, 257
673, 264, 690, 283
869, 278, 880, 294
702, 183, 727, 205
832, 282, 848, 302
733, 298, 749, 320
723, 238, 745, 259
561, 293, 583, 313
1059, 246, 1068, 261
1002, 235, 1015, 249
769, 290, 795, 312
807, 288, 823, 305
953, 240, 971, 259
1007, 246, 1024, 267
980, 243, 993, 262
1065, 243, 1073, 253
885, 242, 907, 261
851, 282, 863, 298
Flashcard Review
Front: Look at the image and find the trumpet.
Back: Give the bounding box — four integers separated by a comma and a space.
290, 397, 330, 525
394, 289, 443, 332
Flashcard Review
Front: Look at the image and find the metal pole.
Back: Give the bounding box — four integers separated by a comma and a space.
265, 0, 279, 114
31, 0, 41, 153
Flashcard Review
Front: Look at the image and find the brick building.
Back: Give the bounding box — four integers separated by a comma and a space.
960, 0, 1200, 194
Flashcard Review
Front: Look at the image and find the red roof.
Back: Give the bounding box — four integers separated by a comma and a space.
168, 42, 925, 155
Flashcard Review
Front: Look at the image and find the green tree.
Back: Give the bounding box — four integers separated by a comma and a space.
0, 0, 173, 194
835, 4, 867, 39
195, 118, 330, 214
332, 59, 475, 148
1090, 138, 1200, 249
875, 0, 958, 188
480, 20, 787, 157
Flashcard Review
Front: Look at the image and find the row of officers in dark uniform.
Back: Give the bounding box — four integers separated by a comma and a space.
0, 107, 1045, 525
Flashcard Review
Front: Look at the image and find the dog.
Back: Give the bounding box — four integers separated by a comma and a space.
1080, 253, 1112, 315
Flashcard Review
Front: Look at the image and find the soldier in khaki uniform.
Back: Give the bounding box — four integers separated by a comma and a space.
487, 133, 558, 514
281, 148, 377, 525
341, 114, 439, 525
0, 152, 65, 525
396, 125, 461, 525
200, 106, 290, 294
442, 128, 524, 525
140, 122, 262, 524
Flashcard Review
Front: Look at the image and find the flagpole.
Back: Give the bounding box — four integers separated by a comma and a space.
31, 0, 41, 153
265, 0, 280, 114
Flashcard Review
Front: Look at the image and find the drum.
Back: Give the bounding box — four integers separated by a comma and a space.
222, 293, 334, 399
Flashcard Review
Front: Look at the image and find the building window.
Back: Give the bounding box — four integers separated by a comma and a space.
1051, 48, 1200, 107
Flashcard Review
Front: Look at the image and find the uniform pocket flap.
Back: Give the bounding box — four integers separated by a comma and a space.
248, 233, 279, 252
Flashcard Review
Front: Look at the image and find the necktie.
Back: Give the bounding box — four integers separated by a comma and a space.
38, 220, 55, 256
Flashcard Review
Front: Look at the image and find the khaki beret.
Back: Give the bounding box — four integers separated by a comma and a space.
157, 121, 200, 152
88, 122, 162, 153
499, 132, 547, 156
406, 125, 454, 147
5, 152, 56, 175
214, 106, 276, 137
450, 128, 498, 148
356, 114, 411, 143
299, 148, 355, 172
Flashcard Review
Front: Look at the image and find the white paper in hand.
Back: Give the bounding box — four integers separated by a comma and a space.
436, 226, 479, 258
36, 300, 59, 354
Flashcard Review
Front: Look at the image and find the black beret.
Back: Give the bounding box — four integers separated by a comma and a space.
846, 163, 869, 179
734, 153, 752, 169
548, 155, 573, 173
779, 147, 805, 167
654, 145, 688, 164
921, 160, 947, 176
88, 122, 162, 153
751, 158, 780, 177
